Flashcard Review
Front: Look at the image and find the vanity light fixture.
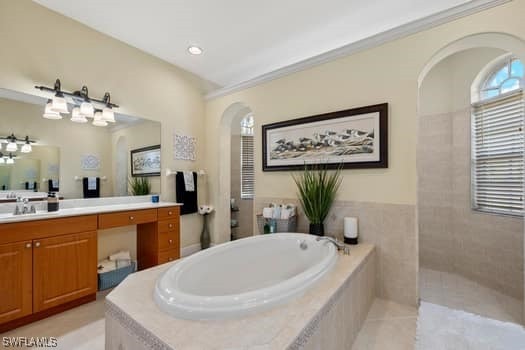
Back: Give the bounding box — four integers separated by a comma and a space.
35, 79, 119, 127
20, 136, 32, 153
43, 99, 62, 120
188, 45, 203, 55
92, 110, 108, 127
6, 135, 18, 152
70, 107, 88, 123
6, 154, 14, 165
50, 79, 69, 114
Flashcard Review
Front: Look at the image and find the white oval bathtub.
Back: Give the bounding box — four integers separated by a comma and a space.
154, 233, 337, 320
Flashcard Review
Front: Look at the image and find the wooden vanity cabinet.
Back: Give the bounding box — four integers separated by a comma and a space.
0, 240, 33, 324
33, 231, 97, 312
0, 205, 180, 331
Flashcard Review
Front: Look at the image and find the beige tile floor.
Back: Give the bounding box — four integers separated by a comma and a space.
419, 267, 523, 324
1, 291, 108, 350
351, 298, 418, 350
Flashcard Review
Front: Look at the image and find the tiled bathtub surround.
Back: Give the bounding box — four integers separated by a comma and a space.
105, 244, 376, 349
254, 198, 417, 307
418, 108, 524, 300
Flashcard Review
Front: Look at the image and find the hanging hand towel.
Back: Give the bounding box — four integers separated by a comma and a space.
88, 177, 97, 190
176, 172, 198, 215
83, 177, 100, 198
183, 171, 195, 192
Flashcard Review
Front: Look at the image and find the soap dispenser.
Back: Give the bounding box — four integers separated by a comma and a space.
47, 192, 59, 212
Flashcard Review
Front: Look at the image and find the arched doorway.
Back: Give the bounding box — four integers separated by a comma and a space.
214, 102, 254, 244
417, 32, 525, 324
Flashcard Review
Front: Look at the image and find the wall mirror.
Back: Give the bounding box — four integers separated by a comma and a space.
0, 89, 161, 202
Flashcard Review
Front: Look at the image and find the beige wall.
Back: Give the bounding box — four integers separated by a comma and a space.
0, 0, 206, 248
418, 48, 523, 299
204, 1, 525, 306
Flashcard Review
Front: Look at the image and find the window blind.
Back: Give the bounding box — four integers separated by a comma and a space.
472, 91, 524, 216
241, 135, 254, 199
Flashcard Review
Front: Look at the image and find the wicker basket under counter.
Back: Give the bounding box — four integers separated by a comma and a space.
256, 214, 297, 234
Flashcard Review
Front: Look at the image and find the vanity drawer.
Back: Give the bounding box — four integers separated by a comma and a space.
0, 215, 98, 244
158, 231, 179, 251
158, 219, 178, 233
98, 209, 157, 229
158, 249, 179, 264
158, 206, 180, 220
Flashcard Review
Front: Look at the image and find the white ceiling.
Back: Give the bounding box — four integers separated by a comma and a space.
33, 0, 500, 94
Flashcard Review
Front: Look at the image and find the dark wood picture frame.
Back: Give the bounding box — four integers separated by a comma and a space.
262, 103, 388, 171
130, 145, 161, 177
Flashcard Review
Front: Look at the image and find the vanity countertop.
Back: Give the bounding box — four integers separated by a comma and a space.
0, 201, 182, 224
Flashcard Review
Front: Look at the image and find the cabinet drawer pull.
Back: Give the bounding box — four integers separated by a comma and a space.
26, 243, 32, 249
168, 211, 173, 215
129, 216, 134, 220
168, 257, 174, 261
169, 224, 173, 228
169, 239, 173, 244
35, 242, 41, 248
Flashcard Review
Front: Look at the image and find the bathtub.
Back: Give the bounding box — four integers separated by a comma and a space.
154, 233, 337, 320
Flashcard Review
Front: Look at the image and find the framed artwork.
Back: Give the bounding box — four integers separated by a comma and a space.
262, 103, 388, 171
131, 145, 161, 177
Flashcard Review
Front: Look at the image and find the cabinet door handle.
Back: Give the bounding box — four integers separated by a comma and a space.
168, 211, 173, 215
169, 239, 173, 244
169, 224, 173, 228
26, 243, 32, 249
129, 216, 134, 220
168, 257, 173, 261
35, 242, 40, 248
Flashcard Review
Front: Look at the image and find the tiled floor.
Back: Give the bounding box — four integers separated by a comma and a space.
351, 298, 418, 350
1, 291, 107, 350
419, 267, 523, 324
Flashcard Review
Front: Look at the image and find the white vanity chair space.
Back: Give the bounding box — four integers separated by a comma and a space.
105, 233, 376, 350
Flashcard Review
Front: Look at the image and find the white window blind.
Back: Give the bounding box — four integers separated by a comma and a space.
241, 135, 254, 199
472, 91, 524, 216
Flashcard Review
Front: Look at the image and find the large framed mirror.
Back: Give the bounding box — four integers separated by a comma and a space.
0, 89, 161, 202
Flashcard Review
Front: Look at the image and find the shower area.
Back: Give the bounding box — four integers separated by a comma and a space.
418, 47, 524, 324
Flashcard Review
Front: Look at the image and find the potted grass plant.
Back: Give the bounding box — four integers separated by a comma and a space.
292, 163, 342, 236
129, 177, 151, 196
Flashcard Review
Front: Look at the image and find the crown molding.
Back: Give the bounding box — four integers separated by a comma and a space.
205, 0, 511, 100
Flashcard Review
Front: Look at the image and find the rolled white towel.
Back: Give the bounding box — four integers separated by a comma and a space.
109, 250, 131, 261
97, 259, 117, 274
281, 208, 291, 220
262, 207, 274, 219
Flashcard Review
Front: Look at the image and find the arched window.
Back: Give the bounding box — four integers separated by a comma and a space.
479, 57, 524, 100
472, 56, 524, 216
240, 115, 254, 199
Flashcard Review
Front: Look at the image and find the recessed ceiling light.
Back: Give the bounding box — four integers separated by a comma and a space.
188, 45, 203, 55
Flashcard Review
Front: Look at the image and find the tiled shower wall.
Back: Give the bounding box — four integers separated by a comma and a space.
418, 108, 523, 299
254, 197, 417, 306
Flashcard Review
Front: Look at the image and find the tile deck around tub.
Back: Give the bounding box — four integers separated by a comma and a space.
105, 243, 375, 349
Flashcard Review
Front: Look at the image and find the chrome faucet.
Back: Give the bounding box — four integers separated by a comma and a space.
316, 236, 350, 255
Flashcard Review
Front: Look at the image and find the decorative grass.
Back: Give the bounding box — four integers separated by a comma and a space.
292, 163, 342, 225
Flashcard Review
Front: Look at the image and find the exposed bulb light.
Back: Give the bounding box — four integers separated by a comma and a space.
43, 100, 62, 120
70, 107, 88, 123
51, 94, 69, 114
188, 45, 203, 55
6, 135, 17, 152
102, 107, 115, 123
92, 110, 108, 127
20, 136, 32, 153
80, 101, 94, 118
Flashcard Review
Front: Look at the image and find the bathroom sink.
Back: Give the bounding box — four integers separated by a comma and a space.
0, 210, 59, 221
